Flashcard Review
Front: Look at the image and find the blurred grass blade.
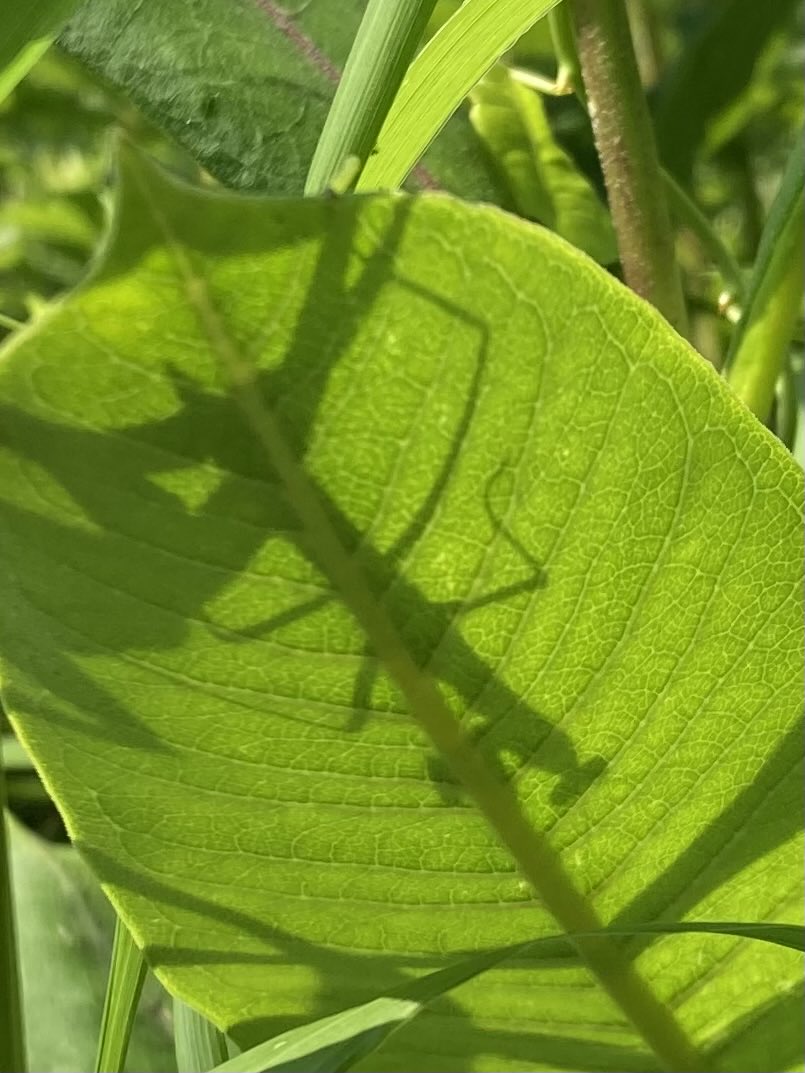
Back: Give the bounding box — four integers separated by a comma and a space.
357, 0, 561, 191
726, 134, 805, 421
662, 170, 745, 304
95, 917, 147, 1073
209, 921, 804, 1073
305, 0, 438, 194
174, 998, 229, 1072
1, 795, 26, 1072
0, 1, 82, 102
654, 0, 799, 179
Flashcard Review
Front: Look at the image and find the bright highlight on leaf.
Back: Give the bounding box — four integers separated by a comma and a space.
0, 153, 802, 1072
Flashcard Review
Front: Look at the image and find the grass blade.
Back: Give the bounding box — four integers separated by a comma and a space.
726, 134, 805, 420
174, 998, 230, 1072
305, 0, 438, 195
0, 787, 26, 1073
94, 917, 147, 1073
0, 1, 82, 102
356, 0, 561, 192
209, 921, 803, 1073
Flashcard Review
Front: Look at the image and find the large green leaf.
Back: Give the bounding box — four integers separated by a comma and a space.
58, 0, 504, 202
0, 156, 802, 1072
8, 815, 175, 1072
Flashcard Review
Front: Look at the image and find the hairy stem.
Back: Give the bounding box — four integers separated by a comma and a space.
571, 0, 688, 335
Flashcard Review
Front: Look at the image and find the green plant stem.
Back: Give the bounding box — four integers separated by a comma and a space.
0, 312, 25, 333
624, 0, 661, 87
570, 0, 688, 336
137, 165, 707, 1073
547, 5, 578, 92
305, 0, 438, 194
0, 763, 26, 1073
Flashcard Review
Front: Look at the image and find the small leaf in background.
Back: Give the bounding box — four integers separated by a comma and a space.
469, 65, 617, 263
0, 155, 801, 1071
8, 815, 175, 1073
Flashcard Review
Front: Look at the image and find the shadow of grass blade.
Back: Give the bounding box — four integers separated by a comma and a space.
95, 917, 147, 1073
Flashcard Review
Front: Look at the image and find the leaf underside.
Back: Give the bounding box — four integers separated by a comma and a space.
0, 156, 802, 1072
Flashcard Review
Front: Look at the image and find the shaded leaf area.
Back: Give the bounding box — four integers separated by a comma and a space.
58, 0, 506, 202
8, 814, 175, 1072
0, 160, 802, 1071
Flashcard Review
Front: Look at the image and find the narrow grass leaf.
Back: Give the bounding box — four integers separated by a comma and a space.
174, 997, 230, 1072
95, 917, 147, 1073
0, 802, 26, 1073
210, 922, 804, 1073
727, 134, 805, 419
357, 0, 561, 190
0, 0, 82, 102
305, 0, 438, 194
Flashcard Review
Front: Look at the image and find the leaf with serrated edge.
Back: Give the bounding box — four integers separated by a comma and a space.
0, 155, 802, 1072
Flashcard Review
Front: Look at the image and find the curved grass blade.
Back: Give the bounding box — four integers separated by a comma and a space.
174, 998, 230, 1072
210, 922, 804, 1073
95, 917, 147, 1073
726, 134, 805, 420
357, 0, 561, 191
305, 0, 438, 195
